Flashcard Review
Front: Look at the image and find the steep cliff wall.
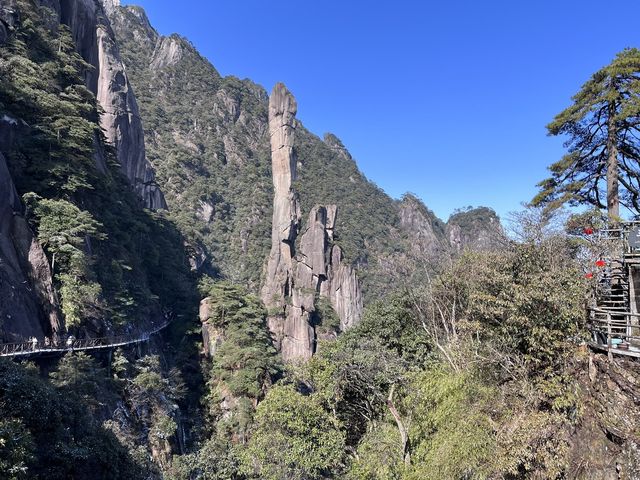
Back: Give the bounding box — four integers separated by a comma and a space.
95, 15, 166, 209
0, 3, 62, 343
0, 0, 191, 342
35, 0, 165, 209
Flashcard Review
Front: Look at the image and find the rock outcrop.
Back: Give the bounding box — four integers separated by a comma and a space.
398, 193, 447, 259
568, 354, 640, 478
262, 84, 362, 361
261, 83, 308, 359
198, 298, 224, 357
298, 206, 362, 332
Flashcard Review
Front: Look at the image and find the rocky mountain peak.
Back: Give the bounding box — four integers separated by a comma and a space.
150, 35, 185, 70
324, 132, 353, 162
398, 193, 447, 258
446, 206, 504, 253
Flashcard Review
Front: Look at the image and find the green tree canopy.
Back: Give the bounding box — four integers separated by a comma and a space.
239, 384, 345, 480
533, 48, 640, 218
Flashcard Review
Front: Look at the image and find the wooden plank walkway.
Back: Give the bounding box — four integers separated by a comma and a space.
0, 318, 170, 358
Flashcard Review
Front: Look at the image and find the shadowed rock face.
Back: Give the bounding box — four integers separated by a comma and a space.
0, 0, 166, 342
262, 84, 362, 361
0, 149, 61, 342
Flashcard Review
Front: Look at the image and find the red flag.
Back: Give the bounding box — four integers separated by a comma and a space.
595, 260, 606, 267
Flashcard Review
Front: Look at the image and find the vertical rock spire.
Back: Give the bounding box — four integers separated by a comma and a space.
262, 84, 362, 362
261, 83, 311, 360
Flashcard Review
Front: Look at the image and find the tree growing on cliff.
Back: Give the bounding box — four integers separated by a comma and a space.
533, 48, 640, 218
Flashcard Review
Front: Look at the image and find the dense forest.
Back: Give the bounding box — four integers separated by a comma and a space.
0, 1, 639, 479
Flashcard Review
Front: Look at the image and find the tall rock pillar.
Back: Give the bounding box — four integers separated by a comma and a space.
261, 83, 311, 360
262, 84, 363, 361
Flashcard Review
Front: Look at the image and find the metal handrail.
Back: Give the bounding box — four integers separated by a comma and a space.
0, 318, 171, 358
587, 307, 640, 359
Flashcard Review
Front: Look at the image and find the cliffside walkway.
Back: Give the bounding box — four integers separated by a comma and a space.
0, 318, 170, 358
588, 223, 640, 360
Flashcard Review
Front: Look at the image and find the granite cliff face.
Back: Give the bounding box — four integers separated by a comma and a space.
262, 85, 362, 360
302, 206, 363, 331
95, 13, 166, 209
398, 193, 448, 260
0, 42, 62, 341
0, 0, 171, 342
261, 83, 310, 360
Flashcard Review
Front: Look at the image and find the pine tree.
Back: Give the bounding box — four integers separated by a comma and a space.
533, 48, 640, 219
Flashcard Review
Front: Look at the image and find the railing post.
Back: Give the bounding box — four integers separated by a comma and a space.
607, 312, 613, 361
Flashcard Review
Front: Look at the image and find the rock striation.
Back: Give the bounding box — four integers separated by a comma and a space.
261, 83, 307, 359
261, 84, 362, 361
299, 206, 363, 332
95, 16, 166, 209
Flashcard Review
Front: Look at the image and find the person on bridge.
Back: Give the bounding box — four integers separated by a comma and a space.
30, 337, 37, 350
66, 335, 75, 349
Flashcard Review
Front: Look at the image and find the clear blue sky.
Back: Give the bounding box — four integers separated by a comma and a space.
122, 0, 640, 221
